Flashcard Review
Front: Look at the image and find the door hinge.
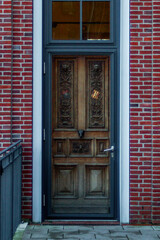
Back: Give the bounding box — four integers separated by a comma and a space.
43, 194, 46, 207
43, 62, 46, 74
43, 129, 46, 141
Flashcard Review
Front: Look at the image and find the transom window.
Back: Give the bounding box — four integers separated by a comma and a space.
52, 0, 110, 40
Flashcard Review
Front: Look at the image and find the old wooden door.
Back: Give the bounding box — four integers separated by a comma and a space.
51, 56, 113, 216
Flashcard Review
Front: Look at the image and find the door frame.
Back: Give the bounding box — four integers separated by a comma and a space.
43, 52, 117, 220
32, 0, 130, 223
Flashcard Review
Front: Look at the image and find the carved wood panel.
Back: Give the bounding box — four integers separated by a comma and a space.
53, 165, 78, 198
85, 165, 109, 198
87, 60, 105, 128
57, 60, 75, 128
70, 139, 92, 156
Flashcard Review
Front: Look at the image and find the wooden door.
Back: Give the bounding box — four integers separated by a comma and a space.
52, 56, 112, 215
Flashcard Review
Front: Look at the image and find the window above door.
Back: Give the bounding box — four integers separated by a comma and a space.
52, 1, 110, 41
44, 0, 119, 46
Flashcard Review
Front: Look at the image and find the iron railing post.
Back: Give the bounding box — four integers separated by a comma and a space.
0, 140, 22, 240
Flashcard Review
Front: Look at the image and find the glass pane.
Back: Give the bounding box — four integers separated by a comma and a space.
82, 1, 110, 40
52, 1, 80, 40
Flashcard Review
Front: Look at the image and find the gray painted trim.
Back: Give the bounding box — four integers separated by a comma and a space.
33, 0, 42, 223
33, 0, 130, 223
120, 0, 130, 223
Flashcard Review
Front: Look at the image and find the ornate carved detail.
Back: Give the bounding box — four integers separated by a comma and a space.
57, 60, 74, 128
88, 61, 105, 128
71, 140, 91, 154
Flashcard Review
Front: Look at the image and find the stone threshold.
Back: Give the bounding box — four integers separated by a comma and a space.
41, 220, 120, 225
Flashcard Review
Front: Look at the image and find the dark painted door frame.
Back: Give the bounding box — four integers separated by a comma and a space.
42, 0, 120, 221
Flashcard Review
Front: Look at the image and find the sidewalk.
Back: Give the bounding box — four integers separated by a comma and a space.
20, 225, 160, 240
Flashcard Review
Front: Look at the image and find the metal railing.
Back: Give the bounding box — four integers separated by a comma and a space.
0, 140, 22, 240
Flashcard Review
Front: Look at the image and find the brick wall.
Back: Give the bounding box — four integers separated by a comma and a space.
0, 0, 33, 219
0, 0, 12, 148
130, 0, 160, 224
1, 0, 160, 223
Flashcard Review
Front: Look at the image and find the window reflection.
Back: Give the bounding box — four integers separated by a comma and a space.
52, 1, 80, 40
52, 1, 110, 40
82, 1, 110, 40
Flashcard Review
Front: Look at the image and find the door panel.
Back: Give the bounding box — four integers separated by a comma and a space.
52, 56, 111, 215
86, 59, 109, 129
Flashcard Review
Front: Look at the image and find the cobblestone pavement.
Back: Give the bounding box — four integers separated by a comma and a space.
22, 225, 160, 240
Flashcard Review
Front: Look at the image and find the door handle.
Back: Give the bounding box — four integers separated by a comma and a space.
104, 146, 114, 152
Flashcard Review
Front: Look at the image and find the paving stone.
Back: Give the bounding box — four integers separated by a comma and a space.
127, 236, 160, 240
62, 236, 80, 239
110, 233, 127, 238
94, 232, 111, 238
64, 232, 96, 239
26, 226, 48, 234
155, 232, 160, 238
22, 239, 31, 240
78, 229, 99, 236
48, 239, 79, 240
78, 235, 96, 240
95, 238, 112, 240
30, 239, 47, 240
93, 238, 113, 240
123, 225, 153, 230
140, 230, 159, 237
64, 225, 94, 231
104, 226, 123, 231
23, 238, 46, 240
48, 231, 64, 239
110, 230, 141, 234
31, 232, 58, 238
111, 238, 128, 240
27, 225, 35, 230
93, 234, 112, 239
63, 230, 79, 237
24, 227, 34, 233
93, 226, 110, 233
21, 224, 160, 240
153, 226, 160, 231
22, 232, 32, 238
61, 230, 79, 234
110, 234, 128, 238
22, 239, 33, 240
33, 226, 49, 232
45, 225, 64, 231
